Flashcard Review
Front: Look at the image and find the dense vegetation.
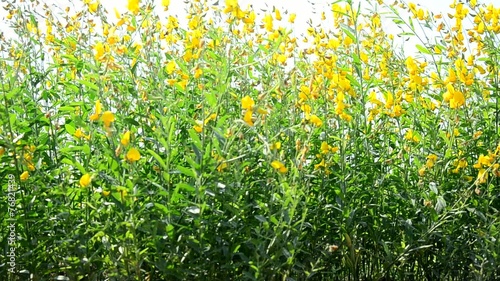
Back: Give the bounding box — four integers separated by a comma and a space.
1, 0, 500, 280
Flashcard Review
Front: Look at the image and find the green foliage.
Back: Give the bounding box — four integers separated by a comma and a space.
1, 0, 500, 280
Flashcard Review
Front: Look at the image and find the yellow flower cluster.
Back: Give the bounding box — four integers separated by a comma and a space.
90, 100, 115, 129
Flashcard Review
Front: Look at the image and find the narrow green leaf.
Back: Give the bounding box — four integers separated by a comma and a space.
177, 182, 195, 192
147, 149, 167, 170
61, 158, 74, 166
340, 23, 356, 41
59, 106, 76, 112
188, 128, 202, 152
175, 165, 196, 178
416, 44, 431, 55
155, 203, 169, 213
77, 79, 99, 91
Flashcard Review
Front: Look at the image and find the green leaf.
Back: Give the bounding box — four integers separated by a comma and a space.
255, 215, 267, 223
73, 161, 86, 174
340, 23, 356, 42
65, 123, 76, 135
77, 79, 99, 91
177, 183, 195, 192
166, 224, 174, 238
82, 144, 91, 155
123, 117, 140, 126
61, 157, 85, 174
61, 158, 74, 167
155, 203, 169, 214
59, 106, 76, 112
175, 165, 196, 178
147, 149, 167, 170
188, 128, 202, 152
416, 44, 431, 55
399, 32, 415, 37
206, 91, 217, 107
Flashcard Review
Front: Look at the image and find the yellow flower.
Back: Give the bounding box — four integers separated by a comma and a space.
90, 100, 102, 121
121, 131, 131, 146
117, 186, 128, 198
224, 0, 238, 13
194, 120, 204, 133
301, 104, 311, 115
161, 0, 170, 10
126, 148, 141, 162
127, 0, 140, 15
216, 154, 228, 172
426, 154, 438, 168
88, 1, 99, 13
263, 13, 273, 32
320, 141, 330, 154
74, 128, 90, 140
473, 131, 482, 139
102, 190, 111, 197
243, 110, 254, 126
340, 113, 352, 122
477, 169, 488, 184
393, 105, 405, 117
473, 154, 493, 169
114, 8, 122, 19
241, 95, 255, 110
204, 113, 217, 124
194, 67, 203, 79
243, 10, 255, 24
217, 162, 228, 172
404, 129, 420, 143
101, 111, 115, 127
271, 160, 288, 174
275, 8, 282, 21
384, 92, 394, 109
309, 115, 323, 127
444, 83, 466, 108
494, 163, 500, 177
74, 128, 84, 138
0, 146, 5, 156
314, 159, 326, 170
277, 54, 287, 64
166, 60, 176, 74
93, 41, 107, 61
80, 173, 92, 187
369, 91, 383, 106
450, 91, 465, 108
418, 166, 426, 177
20, 171, 29, 181
270, 142, 281, 150
457, 158, 468, 169
27, 162, 35, 171
288, 13, 296, 23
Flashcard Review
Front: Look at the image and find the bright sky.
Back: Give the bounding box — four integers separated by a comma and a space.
0, 0, 465, 56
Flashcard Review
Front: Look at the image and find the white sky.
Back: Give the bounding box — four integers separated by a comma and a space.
0, 0, 466, 56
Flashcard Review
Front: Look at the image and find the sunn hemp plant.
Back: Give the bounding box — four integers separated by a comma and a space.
1, 0, 500, 280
